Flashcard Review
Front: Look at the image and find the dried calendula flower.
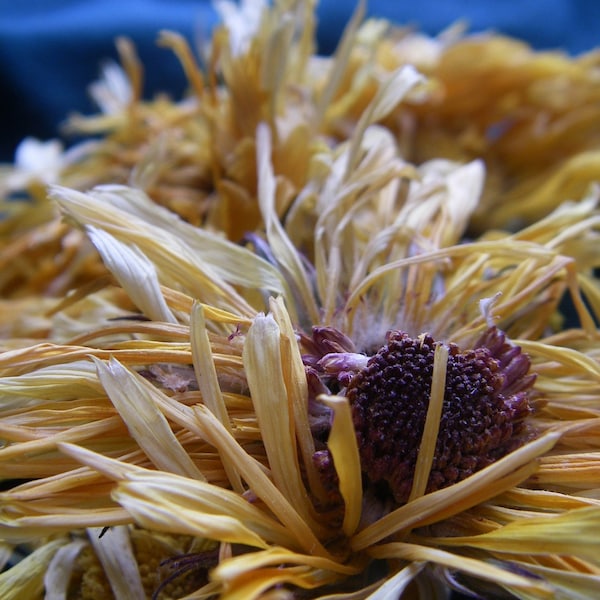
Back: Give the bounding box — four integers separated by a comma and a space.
1, 96, 600, 598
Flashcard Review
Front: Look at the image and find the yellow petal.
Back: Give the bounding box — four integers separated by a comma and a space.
114, 477, 274, 550
508, 561, 600, 600
93, 356, 205, 480
318, 394, 362, 537
270, 296, 328, 503
369, 542, 553, 596
352, 430, 561, 551
432, 505, 600, 565
59, 443, 295, 549
191, 405, 331, 557
256, 123, 319, 324
191, 301, 243, 492
408, 342, 449, 502
44, 538, 87, 600
87, 526, 146, 600
0, 539, 66, 600
364, 563, 424, 600
213, 546, 360, 581
243, 312, 320, 530
86, 225, 177, 323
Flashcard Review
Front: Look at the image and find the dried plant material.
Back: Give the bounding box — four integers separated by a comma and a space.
369, 542, 554, 596
318, 395, 362, 537
408, 343, 449, 502
431, 505, 600, 562
87, 226, 177, 324
1, 171, 599, 597
93, 356, 205, 480
44, 538, 87, 600
1, 1, 600, 599
87, 525, 146, 600
0, 539, 66, 600
2, 0, 600, 301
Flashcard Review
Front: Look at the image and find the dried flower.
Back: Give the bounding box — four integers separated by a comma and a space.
1, 1, 600, 599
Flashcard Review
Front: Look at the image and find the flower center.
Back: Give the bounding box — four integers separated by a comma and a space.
310, 327, 534, 505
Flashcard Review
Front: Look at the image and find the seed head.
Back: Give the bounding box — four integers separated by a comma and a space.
346, 327, 534, 504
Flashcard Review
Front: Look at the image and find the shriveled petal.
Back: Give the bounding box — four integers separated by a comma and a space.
365, 563, 425, 600
269, 296, 328, 503
44, 538, 87, 600
256, 123, 319, 324
113, 476, 279, 549
50, 184, 289, 316
318, 395, 362, 536
93, 356, 205, 480
352, 430, 561, 550
0, 360, 102, 404
432, 505, 600, 565
212, 546, 360, 582
369, 543, 553, 596
87, 526, 146, 600
0, 539, 66, 600
243, 312, 320, 530
59, 443, 295, 549
191, 405, 331, 557
408, 343, 449, 502
344, 64, 425, 178
86, 226, 177, 323
191, 301, 243, 492
508, 561, 600, 600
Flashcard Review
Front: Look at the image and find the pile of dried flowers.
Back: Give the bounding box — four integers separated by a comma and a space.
1, 1, 600, 598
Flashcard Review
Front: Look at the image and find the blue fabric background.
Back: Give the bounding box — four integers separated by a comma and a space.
1, 0, 599, 160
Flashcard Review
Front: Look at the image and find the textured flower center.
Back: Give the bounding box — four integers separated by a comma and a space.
316, 327, 534, 505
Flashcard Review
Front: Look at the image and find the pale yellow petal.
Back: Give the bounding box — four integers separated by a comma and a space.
93, 356, 205, 480
218, 566, 337, 600
508, 561, 600, 600
344, 64, 425, 179
0, 539, 66, 600
43, 538, 87, 600
432, 505, 600, 565
269, 296, 328, 503
86, 225, 177, 323
243, 312, 319, 529
364, 563, 424, 600
50, 184, 286, 316
87, 526, 146, 600
114, 479, 273, 550
190, 301, 243, 492
369, 543, 553, 596
212, 546, 360, 581
0, 359, 102, 405
58, 443, 295, 549
256, 123, 319, 324
191, 405, 331, 557
315, 0, 366, 123
408, 343, 449, 502
0, 510, 132, 544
